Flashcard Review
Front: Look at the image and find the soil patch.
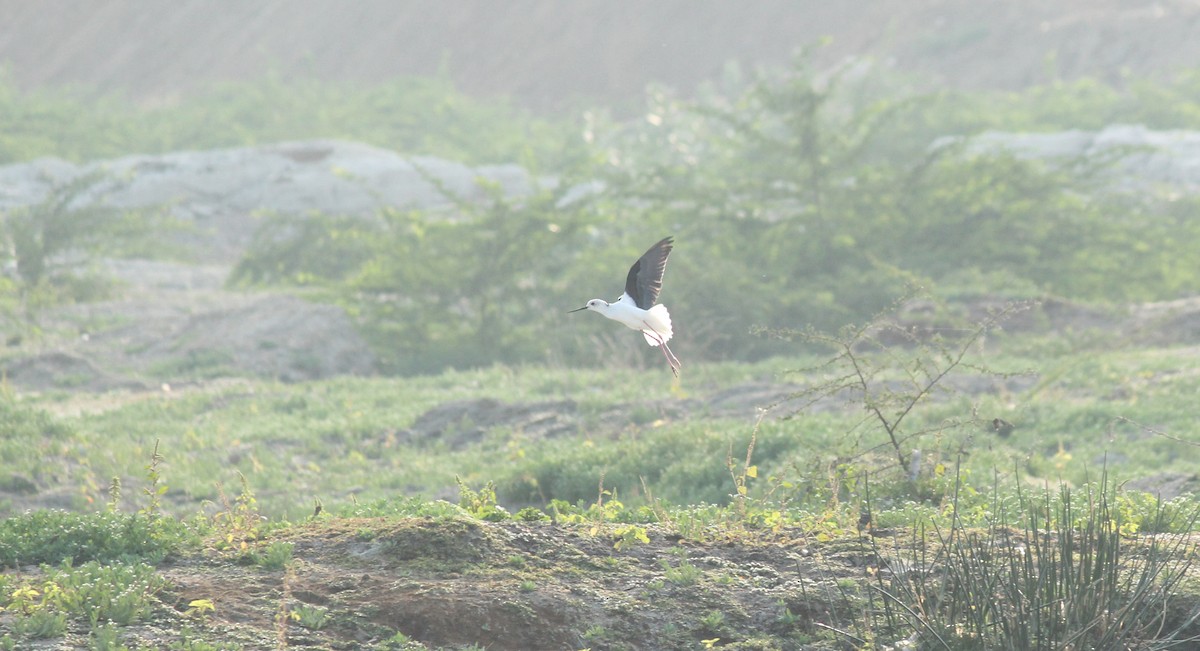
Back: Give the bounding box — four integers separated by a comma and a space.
146, 516, 1200, 650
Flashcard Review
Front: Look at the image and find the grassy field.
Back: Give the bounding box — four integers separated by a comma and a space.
2, 325, 1200, 649
8, 323, 1199, 521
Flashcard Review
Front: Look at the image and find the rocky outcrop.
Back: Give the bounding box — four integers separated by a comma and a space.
943, 124, 1200, 193
0, 141, 550, 389
0, 140, 542, 261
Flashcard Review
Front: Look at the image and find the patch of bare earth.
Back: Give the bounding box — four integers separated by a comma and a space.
158, 517, 871, 650
94, 516, 1195, 650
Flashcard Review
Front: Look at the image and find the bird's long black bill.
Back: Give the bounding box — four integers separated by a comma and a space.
568, 306, 588, 313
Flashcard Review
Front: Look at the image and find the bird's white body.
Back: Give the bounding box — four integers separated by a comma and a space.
572, 236, 680, 376
582, 293, 673, 347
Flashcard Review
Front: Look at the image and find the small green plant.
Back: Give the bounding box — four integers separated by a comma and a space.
254, 540, 295, 571
515, 506, 549, 522
107, 476, 122, 511
140, 439, 167, 516
611, 524, 650, 551
183, 598, 216, 620
776, 599, 799, 627
48, 560, 167, 626
170, 627, 243, 651
518, 580, 537, 593
9, 600, 67, 638
700, 610, 726, 632
290, 603, 329, 630
661, 557, 702, 586
582, 624, 609, 642
727, 423, 760, 517
336, 496, 465, 520
5, 584, 44, 614
212, 472, 263, 551
89, 623, 130, 651
11, 608, 68, 639
455, 476, 509, 521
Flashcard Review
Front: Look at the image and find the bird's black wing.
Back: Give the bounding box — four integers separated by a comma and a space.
624, 236, 673, 309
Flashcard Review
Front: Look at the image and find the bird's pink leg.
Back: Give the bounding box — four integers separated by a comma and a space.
641, 323, 681, 377
661, 341, 681, 373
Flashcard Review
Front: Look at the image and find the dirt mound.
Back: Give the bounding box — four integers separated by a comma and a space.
157, 513, 1200, 650
3, 350, 148, 392
5, 263, 377, 390
1124, 472, 1200, 501
133, 294, 376, 383
162, 516, 857, 651
404, 398, 580, 448
885, 296, 1200, 348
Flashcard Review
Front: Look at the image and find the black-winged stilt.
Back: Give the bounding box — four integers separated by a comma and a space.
570, 236, 681, 376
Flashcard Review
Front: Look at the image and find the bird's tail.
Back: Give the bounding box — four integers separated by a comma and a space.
640, 304, 673, 346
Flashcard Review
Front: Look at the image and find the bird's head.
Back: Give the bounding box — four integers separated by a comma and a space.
569, 299, 608, 314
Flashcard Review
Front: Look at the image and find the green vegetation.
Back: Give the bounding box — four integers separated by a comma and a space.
5, 60, 1200, 372
0, 560, 167, 641
875, 475, 1200, 650
253, 541, 294, 571
225, 59, 1200, 373
0, 171, 179, 331
0, 509, 190, 566
1, 317, 1194, 522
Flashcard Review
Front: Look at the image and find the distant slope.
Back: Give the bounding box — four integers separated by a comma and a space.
1, 1, 1198, 110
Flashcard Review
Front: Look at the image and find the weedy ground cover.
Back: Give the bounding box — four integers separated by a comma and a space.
4, 330, 1198, 522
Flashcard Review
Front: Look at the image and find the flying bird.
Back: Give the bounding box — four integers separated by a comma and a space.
570, 236, 681, 376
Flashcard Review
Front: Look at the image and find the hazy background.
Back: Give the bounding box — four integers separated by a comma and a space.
5, 12, 1200, 645
3, 1, 1200, 383
3, 1, 1198, 110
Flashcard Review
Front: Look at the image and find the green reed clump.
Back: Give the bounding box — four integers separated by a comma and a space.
874, 472, 1200, 650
